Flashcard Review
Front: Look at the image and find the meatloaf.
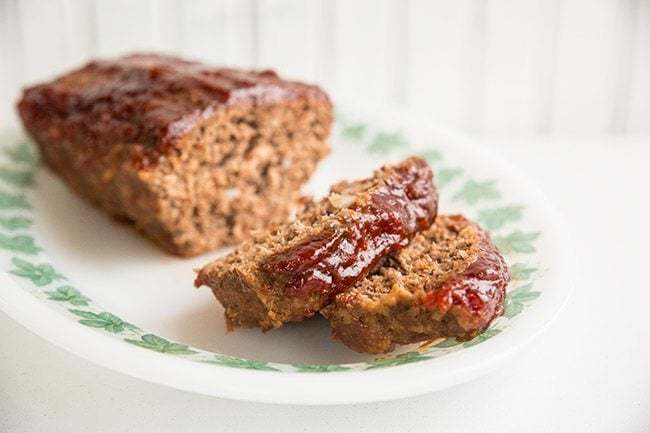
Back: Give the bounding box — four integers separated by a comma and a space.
322, 215, 509, 353
195, 157, 438, 331
17, 53, 331, 256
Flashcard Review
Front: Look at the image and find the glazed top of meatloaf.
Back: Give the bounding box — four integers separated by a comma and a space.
17, 53, 331, 168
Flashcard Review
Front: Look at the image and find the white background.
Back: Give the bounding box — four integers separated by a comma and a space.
1, 0, 650, 136
1, 1, 649, 431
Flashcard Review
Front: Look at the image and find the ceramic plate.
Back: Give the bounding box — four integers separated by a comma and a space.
0, 104, 572, 404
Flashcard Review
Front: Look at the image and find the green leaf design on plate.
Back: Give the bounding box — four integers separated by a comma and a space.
367, 131, 408, 154
334, 110, 348, 124
420, 149, 443, 164
494, 231, 540, 254
505, 299, 524, 318
292, 363, 350, 373
0, 166, 35, 187
46, 286, 90, 306
0, 216, 33, 230
505, 283, 541, 319
70, 309, 138, 333
205, 355, 279, 371
437, 167, 464, 188
0, 233, 41, 254
434, 338, 463, 348
462, 328, 501, 348
0, 191, 30, 209
365, 351, 432, 369
125, 334, 197, 355
340, 123, 367, 141
509, 263, 538, 281
4, 141, 38, 165
9, 257, 64, 286
478, 206, 524, 231
434, 328, 503, 349
453, 179, 501, 204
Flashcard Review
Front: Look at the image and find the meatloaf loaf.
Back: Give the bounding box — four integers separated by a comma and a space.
322, 215, 509, 353
17, 53, 331, 256
195, 157, 438, 331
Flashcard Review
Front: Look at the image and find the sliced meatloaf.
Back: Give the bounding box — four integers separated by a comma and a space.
195, 157, 438, 331
17, 53, 331, 256
322, 215, 509, 354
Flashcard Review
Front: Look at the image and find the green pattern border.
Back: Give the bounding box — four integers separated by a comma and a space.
0, 116, 543, 373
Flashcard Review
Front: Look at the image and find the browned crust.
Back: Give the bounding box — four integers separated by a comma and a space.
195, 157, 438, 331
322, 215, 510, 354
17, 53, 330, 168
16, 54, 332, 256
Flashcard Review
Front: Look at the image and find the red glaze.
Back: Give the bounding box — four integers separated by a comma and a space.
261, 157, 438, 298
17, 54, 330, 170
423, 224, 509, 325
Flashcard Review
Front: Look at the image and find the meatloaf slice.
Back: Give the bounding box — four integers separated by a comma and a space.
321, 215, 509, 354
17, 53, 331, 256
195, 157, 438, 331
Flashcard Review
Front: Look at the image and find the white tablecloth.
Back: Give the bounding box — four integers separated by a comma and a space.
1, 137, 649, 432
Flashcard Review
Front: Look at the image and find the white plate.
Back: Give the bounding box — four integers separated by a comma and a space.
0, 105, 572, 404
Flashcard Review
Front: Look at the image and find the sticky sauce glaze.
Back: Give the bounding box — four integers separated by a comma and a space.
17, 53, 329, 169
422, 226, 510, 322
261, 157, 438, 299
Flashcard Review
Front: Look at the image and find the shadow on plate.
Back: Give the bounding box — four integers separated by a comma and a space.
165, 303, 372, 365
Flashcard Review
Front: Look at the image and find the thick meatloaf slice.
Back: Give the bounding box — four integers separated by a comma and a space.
321, 215, 509, 354
195, 157, 438, 331
17, 53, 331, 256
